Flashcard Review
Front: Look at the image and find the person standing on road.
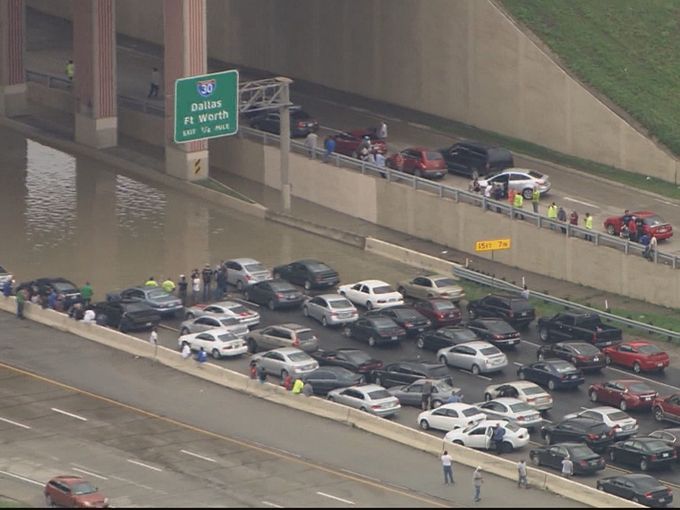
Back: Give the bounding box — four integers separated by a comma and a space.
377, 121, 388, 140
473, 466, 483, 502
557, 205, 567, 233
441, 450, 454, 484
521, 285, 530, 300
531, 186, 540, 213
149, 327, 159, 361
201, 264, 213, 302
162, 277, 176, 294
145, 276, 158, 287
547, 202, 558, 229
15, 288, 25, 319
147, 67, 160, 98
584, 212, 594, 241
196, 346, 208, 367
421, 380, 433, 410
323, 135, 336, 163
282, 373, 293, 391
304, 131, 318, 159
65, 59, 74, 82
80, 281, 93, 306
561, 455, 574, 478
302, 381, 314, 397
492, 424, 506, 453
628, 216, 638, 242
216, 267, 227, 300
517, 459, 528, 488
181, 342, 192, 360
513, 191, 524, 219
569, 209, 579, 227
645, 234, 658, 261
178, 275, 188, 305
192, 274, 201, 304
257, 363, 267, 384
47, 289, 58, 310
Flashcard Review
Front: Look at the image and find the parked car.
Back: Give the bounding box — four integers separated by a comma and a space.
416, 325, 479, 351
18, 277, 81, 307
603, 340, 670, 373
251, 347, 319, 379
649, 428, 680, 459
444, 420, 529, 453
332, 129, 387, 157
476, 398, 542, 430
371, 361, 452, 388
588, 379, 658, 411
177, 328, 248, 359
386, 147, 447, 179
652, 394, 680, 424
0, 265, 12, 287
310, 348, 384, 375
439, 141, 514, 178
604, 211, 673, 241
530, 443, 606, 475
327, 384, 401, 418
397, 274, 465, 302
537, 312, 622, 347
597, 474, 673, 508
466, 318, 521, 348
564, 406, 639, 439
417, 403, 487, 432
249, 106, 319, 137
477, 168, 551, 200
436, 341, 508, 374
44, 476, 108, 508
483, 381, 553, 412
467, 294, 535, 329
92, 300, 160, 333
365, 305, 431, 336
113, 286, 183, 317
541, 417, 616, 451
179, 315, 249, 337
607, 437, 676, 471
338, 280, 404, 310
303, 294, 358, 327
301, 367, 364, 395
536, 342, 605, 372
243, 279, 305, 310
342, 316, 406, 347
224, 258, 272, 291
413, 298, 462, 328
517, 360, 584, 391
184, 300, 260, 328
273, 259, 340, 290
387, 378, 461, 408
245, 323, 319, 353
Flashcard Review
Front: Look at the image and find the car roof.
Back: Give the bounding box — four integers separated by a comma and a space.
279, 323, 308, 331
587, 406, 624, 415
457, 140, 496, 150
292, 258, 323, 265
211, 301, 242, 308
438, 402, 479, 411
228, 258, 262, 265
503, 380, 544, 390
459, 341, 496, 350
194, 327, 238, 336
354, 384, 386, 392
489, 397, 525, 405
355, 279, 390, 286
316, 293, 351, 301
51, 475, 87, 484
270, 347, 306, 355
611, 379, 644, 386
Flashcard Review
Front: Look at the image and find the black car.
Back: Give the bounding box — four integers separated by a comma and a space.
537, 342, 605, 372
597, 474, 673, 507
530, 442, 606, 475
273, 259, 339, 290
243, 279, 305, 310
608, 438, 676, 472
467, 294, 535, 329
17, 277, 81, 306
439, 140, 513, 178
466, 318, 520, 348
371, 361, 452, 388
365, 305, 431, 336
310, 348, 384, 375
92, 300, 160, 333
249, 107, 319, 138
517, 360, 584, 391
541, 417, 615, 452
343, 316, 406, 347
301, 366, 364, 395
416, 326, 479, 351
649, 428, 680, 460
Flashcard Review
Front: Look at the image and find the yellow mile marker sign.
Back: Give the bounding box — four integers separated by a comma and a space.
475, 238, 511, 252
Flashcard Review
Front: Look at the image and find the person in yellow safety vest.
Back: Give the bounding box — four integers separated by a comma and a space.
144, 276, 158, 287
531, 187, 541, 213
547, 202, 558, 229
291, 378, 304, 394
65, 60, 74, 81
162, 277, 176, 294
584, 212, 594, 241
513, 192, 523, 209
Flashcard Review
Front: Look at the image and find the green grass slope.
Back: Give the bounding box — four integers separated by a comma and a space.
502, 0, 680, 155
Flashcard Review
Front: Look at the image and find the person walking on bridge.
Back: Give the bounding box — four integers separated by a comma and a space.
304, 131, 318, 159
65, 59, 74, 82
147, 67, 160, 98
473, 467, 483, 503
441, 450, 454, 484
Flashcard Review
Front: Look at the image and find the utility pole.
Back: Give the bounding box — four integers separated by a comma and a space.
276, 76, 293, 210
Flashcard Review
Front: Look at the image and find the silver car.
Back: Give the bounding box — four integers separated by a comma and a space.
476, 397, 543, 430
225, 258, 272, 291
327, 384, 401, 418
246, 323, 319, 353
436, 341, 508, 375
478, 168, 551, 200
180, 315, 249, 337
251, 347, 319, 379
303, 294, 358, 327
184, 300, 260, 329
397, 274, 465, 302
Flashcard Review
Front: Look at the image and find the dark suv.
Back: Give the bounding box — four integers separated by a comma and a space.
467, 294, 535, 329
93, 300, 161, 333
439, 141, 513, 178
365, 305, 431, 336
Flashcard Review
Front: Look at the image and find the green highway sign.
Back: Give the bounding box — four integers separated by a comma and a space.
174, 69, 239, 143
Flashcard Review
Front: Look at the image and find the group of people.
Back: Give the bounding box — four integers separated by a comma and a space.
620, 210, 658, 260
144, 261, 230, 306
440, 451, 485, 502
247, 361, 313, 396
306, 121, 389, 167
3, 279, 94, 320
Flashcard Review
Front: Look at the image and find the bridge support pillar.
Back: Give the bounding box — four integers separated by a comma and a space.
0, 0, 27, 117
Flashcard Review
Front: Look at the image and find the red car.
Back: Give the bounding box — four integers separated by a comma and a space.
44, 476, 108, 508
652, 394, 680, 424
386, 147, 447, 179
603, 211, 673, 240
588, 379, 658, 411
412, 298, 462, 328
603, 340, 669, 373
332, 129, 387, 157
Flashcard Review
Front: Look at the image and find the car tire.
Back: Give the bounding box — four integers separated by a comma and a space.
119, 322, 128, 334
544, 432, 551, 445
640, 458, 649, 471
619, 400, 628, 411
304, 280, 312, 291
360, 406, 370, 413
181, 327, 190, 336
281, 369, 289, 380
589, 390, 599, 402
366, 301, 374, 311
654, 407, 664, 422
522, 188, 533, 200
212, 349, 221, 360
328, 396, 336, 402
321, 316, 328, 327
471, 364, 481, 375
605, 355, 612, 366
539, 328, 549, 342
597, 482, 603, 491
439, 355, 449, 366
368, 336, 376, 347
415, 169, 423, 178
606, 224, 616, 236
419, 419, 430, 430
530, 452, 541, 466
633, 362, 641, 374
500, 441, 513, 454
632, 497, 640, 504
548, 379, 556, 391
484, 393, 492, 401
303, 306, 309, 317
268, 300, 276, 311
343, 326, 352, 338
247, 339, 257, 354
416, 337, 425, 349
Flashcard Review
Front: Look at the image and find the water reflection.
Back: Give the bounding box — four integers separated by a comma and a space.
115, 174, 167, 236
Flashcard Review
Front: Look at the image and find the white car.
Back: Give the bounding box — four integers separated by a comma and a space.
224, 258, 272, 291
177, 328, 248, 359
478, 168, 551, 200
417, 403, 487, 432
179, 315, 249, 337
476, 398, 543, 430
327, 384, 401, 418
483, 380, 553, 412
338, 280, 404, 310
564, 406, 638, 438
184, 300, 260, 328
436, 341, 508, 374
444, 419, 530, 453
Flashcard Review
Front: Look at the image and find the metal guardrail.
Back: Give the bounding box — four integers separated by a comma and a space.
452, 265, 680, 342
26, 68, 680, 269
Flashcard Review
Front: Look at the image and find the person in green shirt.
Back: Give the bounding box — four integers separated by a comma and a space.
291, 378, 304, 395
145, 277, 158, 287
80, 282, 93, 306
513, 192, 524, 219
161, 277, 176, 294
16, 289, 25, 319
531, 186, 540, 213
584, 212, 594, 242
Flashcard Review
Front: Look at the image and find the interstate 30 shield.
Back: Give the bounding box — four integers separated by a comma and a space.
196, 79, 217, 98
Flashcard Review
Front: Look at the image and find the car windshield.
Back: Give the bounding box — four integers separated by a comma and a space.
244, 263, 267, 273
148, 288, 170, 299
571, 344, 599, 355
374, 318, 398, 329
433, 278, 458, 287
504, 422, 520, 432
227, 304, 249, 314
553, 362, 575, 373
71, 482, 97, 495
426, 151, 443, 160
372, 285, 394, 294
368, 390, 391, 400
307, 262, 331, 272
638, 344, 663, 354
462, 407, 482, 417
53, 282, 76, 292
288, 352, 312, 362
270, 282, 295, 292
449, 329, 477, 342
328, 298, 353, 309
486, 321, 516, 334
343, 351, 371, 364
432, 300, 455, 311
297, 330, 316, 341
217, 333, 237, 342
509, 402, 532, 413
569, 445, 595, 459
628, 383, 655, 393
522, 386, 545, 396
480, 347, 501, 356
643, 215, 666, 226
607, 411, 629, 421
510, 300, 533, 312
528, 170, 545, 179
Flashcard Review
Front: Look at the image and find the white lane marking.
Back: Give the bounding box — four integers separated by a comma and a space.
542, 419, 553, 423
654, 198, 679, 207
110, 475, 155, 491
407, 121, 430, 130
477, 375, 492, 381
262, 502, 284, 508
180, 449, 217, 463
348, 106, 368, 113
0, 470, 43, 486
126, 459, 163, 472
320, 124, 344, 134
513, 362, 523, 367
340, 468, 381, 482
71, 467, 108, 480
157, 324, 179, 333
523, 340, 540, 347
562, 196, 599, 209
51, 407, 87, 421
0, 416, 31, 429
607, 366, 680, 392
316, 491, 355, 505
270, 446, 301, 458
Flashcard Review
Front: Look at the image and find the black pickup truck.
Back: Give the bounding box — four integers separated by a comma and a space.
537, 312, 622, 347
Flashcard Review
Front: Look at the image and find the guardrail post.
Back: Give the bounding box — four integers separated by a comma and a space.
413, 177, 417, 190
624, 239, 629, 255
537, 216, 542, 228
594, 233, 600, 246
439, 185, 444, 198
453, 190, 459, 202
674, 256, 678, 270
481, 196, 487, 210
360, 162, 366, 174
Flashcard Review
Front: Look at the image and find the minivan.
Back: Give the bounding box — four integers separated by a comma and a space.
439, 141, 514, 178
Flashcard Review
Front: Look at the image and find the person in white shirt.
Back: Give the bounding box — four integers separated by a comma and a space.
441, 450, 454, 484
82, 309, 96, 323
181, 342, 192, 360
377, 121, 388, 140
561, 455, 573, 478
192, 276, 201, 304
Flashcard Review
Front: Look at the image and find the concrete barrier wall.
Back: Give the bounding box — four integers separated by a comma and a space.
119, 109, 164, 147
27, 82, 73, 113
